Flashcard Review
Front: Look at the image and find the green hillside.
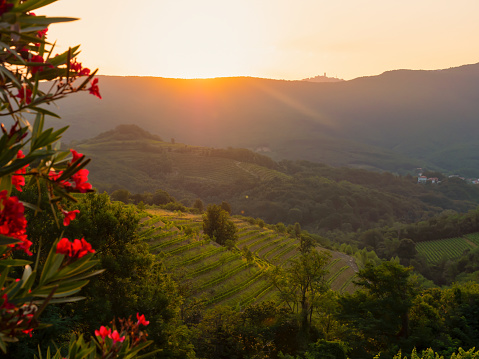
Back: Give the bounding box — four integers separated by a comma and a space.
73, 125, 479, 237
138, 209, 357, 308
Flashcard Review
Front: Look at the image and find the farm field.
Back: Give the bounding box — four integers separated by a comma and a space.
139, 209, 358, 309
416, 236, 476, 263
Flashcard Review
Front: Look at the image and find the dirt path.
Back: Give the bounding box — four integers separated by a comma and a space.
334, 251, 359, 273
234, 161, 260, 179
464, 238, 477, 248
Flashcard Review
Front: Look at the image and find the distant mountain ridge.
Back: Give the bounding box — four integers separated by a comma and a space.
54, 62, 479, 175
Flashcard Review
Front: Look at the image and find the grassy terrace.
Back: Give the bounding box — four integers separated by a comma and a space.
139, 209, 358, 308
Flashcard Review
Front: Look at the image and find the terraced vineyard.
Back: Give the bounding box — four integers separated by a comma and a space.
235, 162, 292, 182
416, 236, 476, 263
139, 209, 358, 308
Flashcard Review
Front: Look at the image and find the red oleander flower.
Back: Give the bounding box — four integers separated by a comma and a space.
94, 325, 111, 339
70, 149, 83, 164
36, 27, 48, 39
72, 238, 94, 258
70, 60, 81, 72
56, 237, 94, 259
70, 60, 90, 76
1, 294, 15, 310
12, 150, 27, 192
0, 191, 32, 255
16, 87, 32, 104
136, 313, 150, 326
62, 209, 79, 226
109, 330, 125, 343
11, 175, 25, 192
71, 169, 92, 193
49, 170, 72, 190
0, 0, 13, 16
56, 237, 71, 256
30, 54, 45, 74
80, 67, 90, 76
88, 78, 101, 99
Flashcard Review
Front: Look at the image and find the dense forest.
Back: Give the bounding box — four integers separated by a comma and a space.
7, 187, 478, 359
5, 125, 479, 358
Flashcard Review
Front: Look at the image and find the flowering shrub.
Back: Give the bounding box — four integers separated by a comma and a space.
0, 0, 156, 357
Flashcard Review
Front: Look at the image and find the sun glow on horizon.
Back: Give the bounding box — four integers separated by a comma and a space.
44, 0, 479, 81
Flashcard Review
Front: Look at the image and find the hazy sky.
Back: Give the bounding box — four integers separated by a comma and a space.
45, 0, 479, 80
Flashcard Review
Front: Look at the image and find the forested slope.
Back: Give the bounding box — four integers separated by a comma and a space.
73, 125, 479, 235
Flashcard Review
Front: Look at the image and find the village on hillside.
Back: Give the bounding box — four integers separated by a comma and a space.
417, 168, 479, 185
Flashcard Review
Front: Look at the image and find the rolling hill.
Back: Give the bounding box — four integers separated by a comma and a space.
72, 125, 479, 235
52, 62, 479, 175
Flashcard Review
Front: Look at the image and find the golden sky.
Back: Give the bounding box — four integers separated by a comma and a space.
45, 0, 479, 80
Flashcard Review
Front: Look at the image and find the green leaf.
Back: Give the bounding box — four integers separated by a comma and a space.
14, 0, 59, 13
0, 259, 32, 267
44, 296, 85, 304
31, 112, 45, 145
48, 45, 80, 66
20, 200, 42, 212
0, 234, 21, 246
29, 106, 61, 119
0, 267, 10, 291
0, 63, 22, 85
46, 256, 99, 282
0, 335, 7, 354
58, 269, 104, 284
44, 254, 64, 282
39, 238, 62, 285
34, 279, 89, 297
0, 175, 12, 195
20, 16, 78, 25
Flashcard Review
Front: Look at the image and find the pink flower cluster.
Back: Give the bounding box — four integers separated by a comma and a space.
0, 190, 32, 255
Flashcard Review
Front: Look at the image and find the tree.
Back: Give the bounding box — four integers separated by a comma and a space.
397, 238, 417, 266
294, 222, 302, 238
220, 200, 232, 215
193, 198, 204, 213
203, 204, 238, 245
299, 233, 315, 254
110, 188, 131, 203
257, 218, 265, 228
152, 189, 175, 205
337, 261, 418, 358
271, 250, 331, 333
